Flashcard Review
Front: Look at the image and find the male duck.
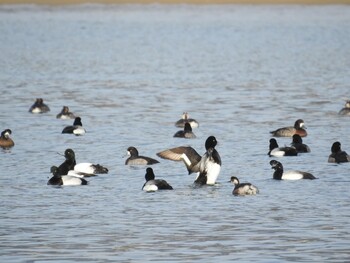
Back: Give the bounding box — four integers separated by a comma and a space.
290, 134, 310, 153
62, 117, 86, 135
268, 138, 298, 157
270, 160, 316, 180
142, 167, 173, 192
328, 141, 350, 163
173, 122, 196, 139
29, 98, 50, 113
48, 166, 88, 186
157, 136, 221, 185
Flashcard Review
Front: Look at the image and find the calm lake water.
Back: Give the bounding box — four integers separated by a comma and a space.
1, 4, 350, 262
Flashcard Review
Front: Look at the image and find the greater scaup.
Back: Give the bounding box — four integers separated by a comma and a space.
157, 136, 221, 185
125, 146, 160, 165
328, 141, 350, 163
56, 106, 76, 119
268, 138, 298, 157
48, 166, 88, 186
142, 167, 173, 192
290, 134, 311, 153
29, 98, 50, 114
62, 117, 86, 135
270, 160, 316, 180
173, 122, 196, 139
175, 112, 199, 128
270, 119, 307, 137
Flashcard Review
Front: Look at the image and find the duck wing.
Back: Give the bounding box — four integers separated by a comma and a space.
157, 146, 202, 174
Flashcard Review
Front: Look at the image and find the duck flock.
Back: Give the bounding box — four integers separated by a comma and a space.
1, 98, 350, 195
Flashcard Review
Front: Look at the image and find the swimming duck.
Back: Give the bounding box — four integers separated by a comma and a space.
47, 166, 88, 186
173, 122, 196, 139
270, 160, 316, 180
230, 176, 259, 196
268, 138, 298, 157
142, 167, 173, 192
175, 112, 199, 128
29, 98, 50, 113
125, 146, 160, 165
0, 129, 14, 149
270, 119, 307, 137
57, 148, 108, 176
338, 100, 350, 116
290, 134, 311, 153
56, 106, 76, 119
328, 141, 350, 163
157, 136, 221, 185
62, 117, 86, 135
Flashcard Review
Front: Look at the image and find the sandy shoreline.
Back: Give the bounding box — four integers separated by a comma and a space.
0, 0, 349, 4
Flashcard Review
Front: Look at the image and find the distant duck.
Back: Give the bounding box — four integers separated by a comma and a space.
173, 122, 196, 139
125, 146, 160, 165
270, 160, 316, 180
62, 117, 86, 135
0, 129, 14, 149
291, 134, 310, 153
328, 141, 350, 163
142, 167, 173, 192
48, 166, 88, 186
270, 119, 307, 137
29, 98, 50, 113
268, 138, 298, 157
157, 136, 221, 185
230, 176, 259, 196
175, 112, 199, 128
338, 100, 350, 116
57, 148, 108, 176
56, 106, 76, 119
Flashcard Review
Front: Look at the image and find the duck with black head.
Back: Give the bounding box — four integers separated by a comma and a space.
173, 122, 196, 139
268, 138, 298, 157
157, 136, 221, 186
230, 176, 259, 196
29, 98, 50, 113
270, 160, 316, 180
62, 117, 86, 136
328, 142, 350, 163
290, 134, 310, 153
125, 146, 159, 165
48, 166, 88, 186
142, 167, 173, 192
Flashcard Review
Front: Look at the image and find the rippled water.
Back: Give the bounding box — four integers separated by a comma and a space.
1, 4, 350, 262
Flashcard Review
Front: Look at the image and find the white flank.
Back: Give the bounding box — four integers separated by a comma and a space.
67, 170, 84, 178
74, 163, 94, 174
73, 126, 86, 135
206, 162, 221, 185
143, 183, 158, 192
270, 149, 285, 157
282, 171, 304, 180
31, 108, 41, 113
61, 175, 84, 185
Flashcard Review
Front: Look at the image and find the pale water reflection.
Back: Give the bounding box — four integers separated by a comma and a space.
0, 4, 350, 262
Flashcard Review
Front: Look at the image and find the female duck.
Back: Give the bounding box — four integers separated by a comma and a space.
328, 141, 350, 163
62, 117, 86, 135
29, 98, 50, 113
175, 112, 199, 128
290, 134, 310, 153
0, 129, 14, 149
125, 146, 159, 165
270, 160, 316, 180
57, 148, 108, 176
230, 176, 259, 196
56, 106, 76, 119
173, 122, 196, 139
48, 166, 88, 186
268, 138, 298, 157
338, 100, 350, 116
157, 136, 221, 185
270, 119, 307, 137
142, 167, 173, 192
